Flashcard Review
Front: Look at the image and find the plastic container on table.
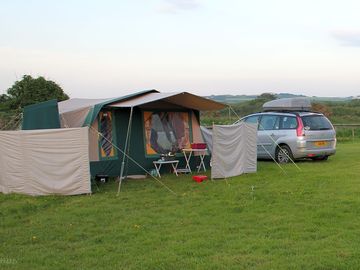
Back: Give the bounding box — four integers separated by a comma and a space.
190, 143, 207, 149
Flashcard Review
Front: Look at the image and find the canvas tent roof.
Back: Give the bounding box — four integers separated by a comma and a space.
24, 90, 226, 130
58, 89, 159, 114
107, 92, 226, 111
59, 89, 159, 126
58, 98, 112, 114
58, 90, 226, 128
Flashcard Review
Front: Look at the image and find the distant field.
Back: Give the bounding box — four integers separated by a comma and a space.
1, 142, 360, 269
206, 94, 353, 104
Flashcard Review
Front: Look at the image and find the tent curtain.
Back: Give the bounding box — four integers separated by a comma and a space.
211, 122, 257, 179
0, 127, 91, 196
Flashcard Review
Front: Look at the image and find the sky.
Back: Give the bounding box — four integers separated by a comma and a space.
1, 0, 360, 98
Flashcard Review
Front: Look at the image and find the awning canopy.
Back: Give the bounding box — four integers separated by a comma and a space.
57, 90, 226, 128
107, 92, 226, 111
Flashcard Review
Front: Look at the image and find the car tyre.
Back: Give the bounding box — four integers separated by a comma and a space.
275, 145, 294, 164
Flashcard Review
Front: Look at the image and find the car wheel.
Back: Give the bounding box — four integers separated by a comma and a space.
275, 145, 294, 164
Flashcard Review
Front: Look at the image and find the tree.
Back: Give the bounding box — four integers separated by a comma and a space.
0, 94, 9, 103
0, 75, 70, 130
0, 94, 9, 111
6, 75, 69, 110
256, 93, 277, 102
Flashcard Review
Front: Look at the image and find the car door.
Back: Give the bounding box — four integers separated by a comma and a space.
301, 114, 336, 151
257, 115, 281, 158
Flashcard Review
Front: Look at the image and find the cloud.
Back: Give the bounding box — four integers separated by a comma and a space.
331, 29, 360, 47
158, 0, 201, 14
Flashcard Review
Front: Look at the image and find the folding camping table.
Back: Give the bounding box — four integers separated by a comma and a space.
182, 148, 208, 173
153, 160, 179, 178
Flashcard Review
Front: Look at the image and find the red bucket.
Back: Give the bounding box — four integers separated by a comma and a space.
192, 175, 208, 183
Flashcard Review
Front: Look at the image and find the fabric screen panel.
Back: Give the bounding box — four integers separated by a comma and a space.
88, 119, 100, 161
0, 127, 91, 196
200, 126, 213, 153
211, 122, 257, 179
0, 132, 24, 194
22, 99, 61, 130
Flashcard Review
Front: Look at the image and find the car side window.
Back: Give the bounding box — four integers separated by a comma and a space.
259, 115, 280, 130
280, 116, 297, 129
244, 115, 260, 124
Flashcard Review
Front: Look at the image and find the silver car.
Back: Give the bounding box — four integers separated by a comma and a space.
238, 111, 337, 163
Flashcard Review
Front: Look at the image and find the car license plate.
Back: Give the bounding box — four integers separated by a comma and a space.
314, 141, 327, 147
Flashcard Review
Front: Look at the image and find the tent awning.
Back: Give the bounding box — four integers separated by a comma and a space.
57, 90, 226, 128
107, 92, 226, 111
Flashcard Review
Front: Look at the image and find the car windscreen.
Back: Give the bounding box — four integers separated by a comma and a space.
301, 115, 333, 130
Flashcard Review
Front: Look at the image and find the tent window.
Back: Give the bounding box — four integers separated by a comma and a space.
98, 111, 117, 159
143, 111, 191, 155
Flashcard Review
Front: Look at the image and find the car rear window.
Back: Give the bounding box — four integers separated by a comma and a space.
301, 115, 333, 130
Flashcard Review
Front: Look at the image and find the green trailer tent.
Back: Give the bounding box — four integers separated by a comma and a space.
24, 90, 226, 177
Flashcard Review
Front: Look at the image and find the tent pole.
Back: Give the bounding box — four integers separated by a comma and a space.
124, 114, 134, 177
117, 106, 134, 196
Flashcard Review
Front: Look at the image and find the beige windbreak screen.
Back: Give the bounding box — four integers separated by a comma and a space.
0, 127, 91, 196
211, 122, 257, 179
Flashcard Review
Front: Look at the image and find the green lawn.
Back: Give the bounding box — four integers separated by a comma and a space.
2, 143, 360, 269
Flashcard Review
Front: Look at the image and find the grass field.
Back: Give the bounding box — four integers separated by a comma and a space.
1, 143, 360, 269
